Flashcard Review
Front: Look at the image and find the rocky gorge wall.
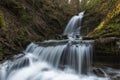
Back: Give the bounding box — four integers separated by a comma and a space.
0, 0, 78, 60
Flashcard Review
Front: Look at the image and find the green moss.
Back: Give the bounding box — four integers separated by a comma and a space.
0, 10, 8, 37
93, 23, 120, 37
0, 10, 6, 28
83, 0, 120, 37
89, 0, 120, 38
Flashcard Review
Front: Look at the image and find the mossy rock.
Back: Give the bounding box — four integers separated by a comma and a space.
88, 0, 120, 38
94, 37, 120, 55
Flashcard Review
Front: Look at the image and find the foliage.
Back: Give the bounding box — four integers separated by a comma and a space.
86, 0, 101, 9
25, 0, 44, 9
0, 0, 32, 24
0, 10, 8, 37
18, 11, 32, 23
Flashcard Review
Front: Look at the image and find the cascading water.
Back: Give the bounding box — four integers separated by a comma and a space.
68, 0, 71, 4
63, 11, 84, 37
0, 12, 110, 80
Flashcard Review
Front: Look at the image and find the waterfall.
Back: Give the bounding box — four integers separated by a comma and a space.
63, 11, 84, 37
24, 40, 93, 74
68, 0, 71, 4
0, 12, 109, 80
68, 0, 83, 4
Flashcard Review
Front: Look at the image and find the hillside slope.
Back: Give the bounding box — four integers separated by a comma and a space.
0, 0, 78, 60
82, 0, 120, 38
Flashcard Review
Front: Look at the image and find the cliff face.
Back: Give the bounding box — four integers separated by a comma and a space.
0, 0, 79, 60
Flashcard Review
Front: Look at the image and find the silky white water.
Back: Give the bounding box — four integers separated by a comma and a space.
0, 60, 109, 80
63, 11, 84, 37
0, 12, 111, 80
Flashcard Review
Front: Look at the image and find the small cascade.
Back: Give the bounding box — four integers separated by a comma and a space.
63, 11, 84, 37
68, 0, 71, 4
0, 12, 110, 80
24, 39, 93, 75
